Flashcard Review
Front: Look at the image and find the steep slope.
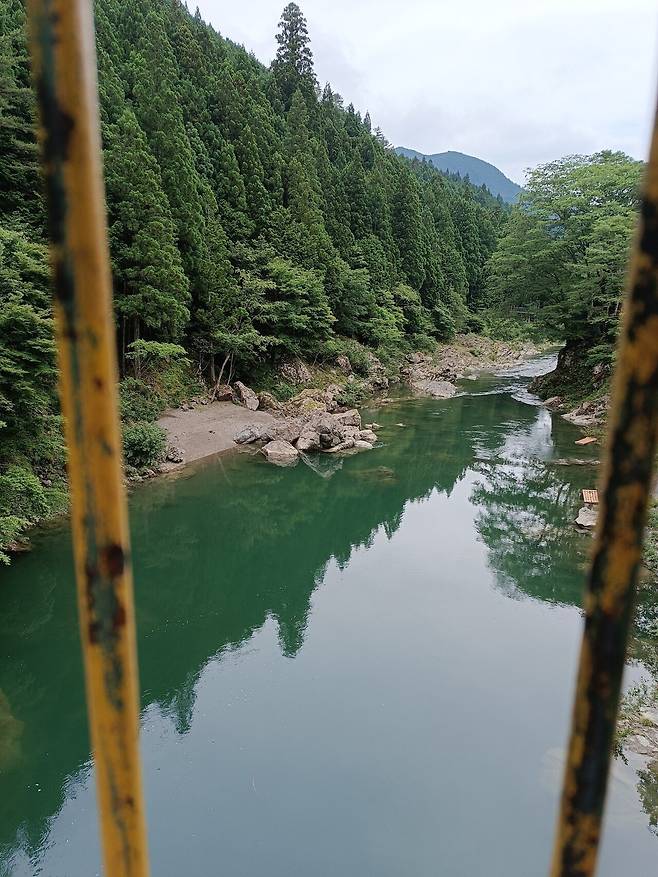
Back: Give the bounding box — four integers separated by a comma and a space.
396, 147, 522, 203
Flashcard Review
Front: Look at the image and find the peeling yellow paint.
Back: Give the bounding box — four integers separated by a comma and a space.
24, 2, 150, 875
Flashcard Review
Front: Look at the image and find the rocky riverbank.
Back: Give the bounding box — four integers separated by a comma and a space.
156, 335, 544, 472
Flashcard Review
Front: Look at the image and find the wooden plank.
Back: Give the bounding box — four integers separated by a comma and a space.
575, 436, 598, 446
582, 488, 599, 504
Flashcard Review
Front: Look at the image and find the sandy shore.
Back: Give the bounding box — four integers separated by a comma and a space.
158, 401, 276, 467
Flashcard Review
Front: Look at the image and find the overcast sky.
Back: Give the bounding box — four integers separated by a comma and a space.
196, 0, 658, 184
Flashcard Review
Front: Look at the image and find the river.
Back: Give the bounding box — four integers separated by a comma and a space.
1, 355, 656, 876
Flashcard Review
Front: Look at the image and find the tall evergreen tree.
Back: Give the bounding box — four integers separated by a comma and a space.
104, 108, 190, 354
272, 2, 317, 109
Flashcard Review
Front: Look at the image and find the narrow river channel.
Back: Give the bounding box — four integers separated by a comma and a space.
1, 356, 656, 876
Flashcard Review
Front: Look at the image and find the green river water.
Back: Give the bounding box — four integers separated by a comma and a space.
1, 356, 657, 876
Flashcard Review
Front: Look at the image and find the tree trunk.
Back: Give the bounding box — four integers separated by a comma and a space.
210, 352, 232, 400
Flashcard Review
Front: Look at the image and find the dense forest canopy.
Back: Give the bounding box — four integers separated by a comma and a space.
486, 151, 643, 366
0, 0, 506, 560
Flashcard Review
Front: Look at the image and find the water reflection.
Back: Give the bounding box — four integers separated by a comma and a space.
0, 363, 656, 875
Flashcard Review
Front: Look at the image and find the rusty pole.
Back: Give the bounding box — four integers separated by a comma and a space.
550, 106, 658, 874
25, 1, 150, 875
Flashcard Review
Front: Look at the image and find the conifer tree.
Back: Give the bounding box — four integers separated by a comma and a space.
104, 108, 190, 352
272, 2, 317, 109
0, 0, 42, 230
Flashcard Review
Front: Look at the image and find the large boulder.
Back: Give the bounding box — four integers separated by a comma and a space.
307, 411, 337, 435
261, 440, 299, 466
262, 419, 304, 445
258, 391, 283, 411
234, 425, 263, 444
234, 381, 259, 411
213, 384, 233, 402
412, 379, 456, 399
358, 429, 378, 444
296, 429, 322, 452
334, 408, 361, 429
576, 506, 598, 530
280, 359, 312, 385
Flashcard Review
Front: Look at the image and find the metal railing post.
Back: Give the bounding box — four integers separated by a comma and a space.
550, 103, 658, 875
25, 2, 150, 875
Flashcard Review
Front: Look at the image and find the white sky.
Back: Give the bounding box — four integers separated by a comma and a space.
196, 0, 658, 184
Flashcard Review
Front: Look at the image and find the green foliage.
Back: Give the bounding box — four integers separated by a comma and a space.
122, 422, 167, 472
464, 312, 486, 334
336, 379, 368, 409
487, 151, 642, 366
119, 377, 163, 423
0, 465, 50, 563
321, 337, 372, 377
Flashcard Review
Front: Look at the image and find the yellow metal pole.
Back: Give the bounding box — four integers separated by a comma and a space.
550, 104, 658, 875
25, 2, 150, 875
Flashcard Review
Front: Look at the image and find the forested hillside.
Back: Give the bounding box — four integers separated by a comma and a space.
0, 0, 505, 560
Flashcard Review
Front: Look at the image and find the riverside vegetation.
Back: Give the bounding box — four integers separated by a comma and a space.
0, 0, 646, 559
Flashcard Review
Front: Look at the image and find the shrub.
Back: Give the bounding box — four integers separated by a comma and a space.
464, 312, 486, 334
337, 379, 368, 409
0, 465, 50, 563
410, 333, 436, 353
119, 378, 162, 423
122, 422, 167, 472
321, 337, 371, 377
431, 302, 457, 340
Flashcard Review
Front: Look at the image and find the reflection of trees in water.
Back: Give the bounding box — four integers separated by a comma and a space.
0, 401, 478, 860
471, 437, 658, 839
470, 456, 588, 607
2, 390, 656, 859
637, 762, 658, 836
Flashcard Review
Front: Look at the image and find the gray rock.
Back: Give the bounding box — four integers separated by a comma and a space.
296, 430, 321, 452
544, 396, 563, 410
334, 408, 361, 428
354, 440, 373, 450
258, 391, 283, 411
323, 439, 355, 454
234, 381, 259, 411
576, 506, 598, 529
369, 374, 389, 390
320, 431, 342, 449
213, 384, 233, 402
234, 425, 263, 445
280, 359, 312, 385
563, 411, 598, 428
261, 440, 299, 466
264, 419, 303, 445
358, 429, 378, 444
336, 354, 352, 374
413, 379, 457, 399
308, 412, 336, 434
165, 446, 185, 463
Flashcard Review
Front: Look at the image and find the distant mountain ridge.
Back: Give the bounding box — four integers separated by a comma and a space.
395, 148, 522, 203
